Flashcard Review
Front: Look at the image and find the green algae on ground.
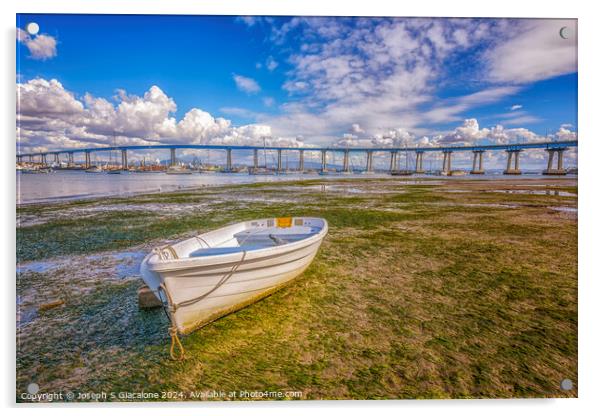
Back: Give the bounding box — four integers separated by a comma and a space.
16, 177, 577, 401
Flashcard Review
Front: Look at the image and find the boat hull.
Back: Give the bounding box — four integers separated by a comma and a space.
140, 218, 327, 334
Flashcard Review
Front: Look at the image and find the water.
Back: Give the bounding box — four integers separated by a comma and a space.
16, 260, 57, 274
549, 206, 578, 213
17, 170, 375, 204
491, 189, 577, 197
16, 170, 575, 205
16, 250, 148, 328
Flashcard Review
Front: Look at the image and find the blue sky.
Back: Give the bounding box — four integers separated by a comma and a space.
17, 14, 289, 121
16, 14, 578, 166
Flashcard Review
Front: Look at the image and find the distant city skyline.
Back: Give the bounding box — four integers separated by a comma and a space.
17, 14, 577, 167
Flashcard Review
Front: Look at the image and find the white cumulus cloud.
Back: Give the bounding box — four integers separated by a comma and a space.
18, 78, 83, 116
17, 28, 57, 60
16, 78, 302, 153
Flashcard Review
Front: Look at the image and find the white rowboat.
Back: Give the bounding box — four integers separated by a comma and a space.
140, 217, 328, 336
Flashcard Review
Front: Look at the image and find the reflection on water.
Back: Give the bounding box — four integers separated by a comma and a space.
16, 260, 57, 274
16, 171, 335, 204
16, 170, 573, 204
549, 206, 578, 213
492, 189, 577, 197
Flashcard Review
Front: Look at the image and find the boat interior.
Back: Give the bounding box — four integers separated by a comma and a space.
156, 217, 325, 260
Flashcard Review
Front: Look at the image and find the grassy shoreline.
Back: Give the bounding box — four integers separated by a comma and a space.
16, 177, 577, 400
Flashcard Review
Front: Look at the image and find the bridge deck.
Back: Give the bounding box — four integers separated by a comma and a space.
17, 140, 578, 157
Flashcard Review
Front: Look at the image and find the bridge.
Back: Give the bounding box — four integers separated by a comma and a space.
16, 140, 578, 175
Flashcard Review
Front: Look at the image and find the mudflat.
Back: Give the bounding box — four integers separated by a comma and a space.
16, 177, 577, 400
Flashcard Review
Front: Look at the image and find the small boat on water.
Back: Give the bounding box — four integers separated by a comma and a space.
166, 165, 193, 174
198, 166, 220, 174
390, 169, 414, 176
21, 167, 52, 174
197, 165, 220, 173
140, 217, 328, 344
85, 166, 103, 173
440, 170, 467, 177
222, 166, 247, 173
318, 170, 335, 176
247, 166, 275, 175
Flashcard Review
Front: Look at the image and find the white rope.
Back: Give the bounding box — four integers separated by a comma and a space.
175, 249, 247, 309
153, 222, 287, 360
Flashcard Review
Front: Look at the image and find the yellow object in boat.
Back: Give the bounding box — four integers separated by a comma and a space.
276, 217, 292, 227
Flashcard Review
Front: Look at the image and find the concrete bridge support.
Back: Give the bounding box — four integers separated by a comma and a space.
299, 150, 304, 172
471, 150, 485, 174
253, 149, 258, 169
442, 151, 452, 174
321, 150, 327, 172
343, 150, 351, 173
226, 148, 232, 172
415, 151, 425, 174
68, 152, 74, 166
28, 155, 33, 162
170, 148, 177, 166
366, 151, 374, 173
85, 151, 91, 168
53, 154, 59, 164
389, 151, 398, 172
543, 148, 567, 175
277, 149, 283, 172
121, 149, 128, 170
503, 150, 522, 175
41, 154, 47, 166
